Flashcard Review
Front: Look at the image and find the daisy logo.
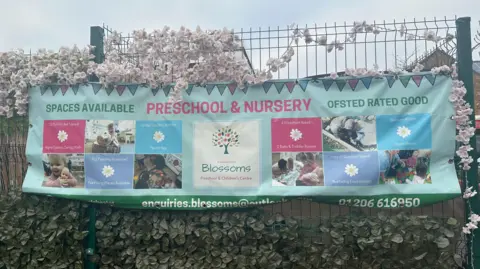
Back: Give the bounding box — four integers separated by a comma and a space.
396, 126, 411, 139
344, 164, 359, 177
102, 165, 115, 178
212, 126, 239, 155
290, 128, 303, 142
153, 131, 165, 143
57, 130, 68, 143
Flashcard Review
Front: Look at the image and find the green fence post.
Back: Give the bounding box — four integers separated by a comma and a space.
85, 26, 105, 269
90, 26, 105, 81
456, 17, 480, 269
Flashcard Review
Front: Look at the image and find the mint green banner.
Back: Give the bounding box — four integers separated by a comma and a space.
23, 73, 460, 209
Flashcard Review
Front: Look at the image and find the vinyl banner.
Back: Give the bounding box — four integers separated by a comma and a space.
23, 73, 460, 209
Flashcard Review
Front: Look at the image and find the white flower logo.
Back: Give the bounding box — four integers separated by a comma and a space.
396, 126, 411, 139
344, 164, 359, 177
290, 128, 303, 141
102, 165, 115, 178
57, 130, 68, 143
153, 131, 165, 143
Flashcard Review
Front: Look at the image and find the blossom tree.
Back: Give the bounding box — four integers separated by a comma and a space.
0, 20, 457, 116
0, 46, 95, 117
95, 26, 296, 103
212, 126, 239, 155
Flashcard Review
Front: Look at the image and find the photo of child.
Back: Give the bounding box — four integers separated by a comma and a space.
133, 154, 182, 189
92, 135, 106, 153
84, 120, 135, 154
322, 116, 377, 152
271, 152, 324, 186
42, 154, 85, 188
59, 167, 71, 186
407, 161, 428, 184
378, 149, 432, 184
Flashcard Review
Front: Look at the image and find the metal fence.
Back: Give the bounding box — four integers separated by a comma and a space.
1, 16, 477, 268
96, 17, 478, 268
102, 17, 459, 76
99, 17, 466, 218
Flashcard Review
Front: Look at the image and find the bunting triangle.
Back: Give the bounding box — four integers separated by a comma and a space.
127, 84, 138, 96
106, 86, 115, 96
399, 76, 411, 87
274, 82, 284, 93
206, 84, 215, 95
263, 82, 273, 93
40, 85, 49, 96
241, 86, 248, 94
71, 84, 79, 95
228, 84, 236, 95
163, 85, 172, 97
386, 76, 396, 88
217, 85, 226, 95
360, 77, 373, 89
322, 79, 334, 91
297, 79, 309, 91
60, 85, 69, 96
348, 79, 359, 91
92, 84, 102, 95
51, 85, 60, 96
116, 85, 126, 96
285, 82, 295, 93
186, 85, 194, 96
424, 74, 436, 85
151, 87, 160, 96
411, 75, 423, 87
335, 80, 346, 91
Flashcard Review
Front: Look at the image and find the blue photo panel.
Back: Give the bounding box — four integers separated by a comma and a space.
85, 154, 134, 189
323, 152, 379, 186
135, 120, 183, 154
376, 113, 432, 150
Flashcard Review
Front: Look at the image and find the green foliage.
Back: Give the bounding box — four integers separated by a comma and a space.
0, 191, 88, 269
0, 191, 466, 269
95, 207, 463, 269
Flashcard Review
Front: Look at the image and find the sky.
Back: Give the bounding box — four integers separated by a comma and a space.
0, 0, 478, 74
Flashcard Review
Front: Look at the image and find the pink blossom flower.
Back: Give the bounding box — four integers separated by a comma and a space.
463, 187, 477, 198
412, 63, 424, 72
463, 163, 472, 170
470, 213, 480, 224
467, 222, 478, 230
456, 145, 473, 158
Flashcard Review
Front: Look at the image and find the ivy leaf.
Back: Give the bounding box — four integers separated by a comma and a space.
454, 254, 463, 267
443, 228, 455, 238
447, 218, 458, 226
391, 234, 404, 243
330, 230, 342, 238
414, 252, 428, 260
435, 237, 450, 248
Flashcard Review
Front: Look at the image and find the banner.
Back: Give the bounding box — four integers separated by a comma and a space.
23, 73, 460, 209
